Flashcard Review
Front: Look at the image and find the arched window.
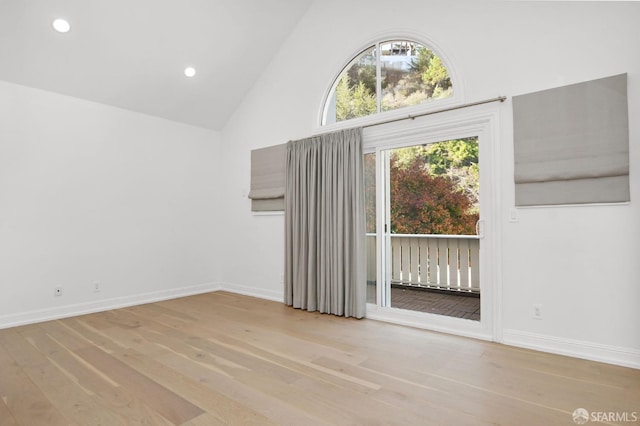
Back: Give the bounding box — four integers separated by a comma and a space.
322, 39, 454, 126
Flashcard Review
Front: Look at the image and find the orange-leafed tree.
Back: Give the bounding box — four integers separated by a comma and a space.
389, 155, 478, 235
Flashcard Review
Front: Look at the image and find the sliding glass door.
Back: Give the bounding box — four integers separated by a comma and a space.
365, 126, 497, 343
384, 139, 481, 319
364, 111, 499, 340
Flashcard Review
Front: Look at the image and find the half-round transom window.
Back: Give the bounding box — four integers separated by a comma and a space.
322, 40, 454, 126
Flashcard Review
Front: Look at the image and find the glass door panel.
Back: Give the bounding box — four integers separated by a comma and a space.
383, 138, 481, 320
364, 152, 377, 304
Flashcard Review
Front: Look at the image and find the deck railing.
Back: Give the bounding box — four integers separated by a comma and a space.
366, 233, 480, 294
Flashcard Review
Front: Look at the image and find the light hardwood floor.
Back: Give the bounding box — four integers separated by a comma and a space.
0, 292, 638, 425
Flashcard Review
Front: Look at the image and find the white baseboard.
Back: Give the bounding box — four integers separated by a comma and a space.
503, 329, 640, 369
0, 281, 281, 330
218, 282, 284, 303
0, 282, 221, 330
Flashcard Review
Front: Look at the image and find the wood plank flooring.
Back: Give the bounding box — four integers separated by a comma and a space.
0, 291, 638, 425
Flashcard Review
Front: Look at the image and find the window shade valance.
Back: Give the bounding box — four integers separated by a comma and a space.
248, 143, 286, 211
513, 73, 629, 206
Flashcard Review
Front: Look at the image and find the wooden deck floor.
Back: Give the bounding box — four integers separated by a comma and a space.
368, 283, 481, 320
391, 286, 481, 320
0, 292, 638, 425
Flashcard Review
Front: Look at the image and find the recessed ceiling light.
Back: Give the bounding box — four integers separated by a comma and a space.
184, 67, 196, 78
52, 19, 71, 33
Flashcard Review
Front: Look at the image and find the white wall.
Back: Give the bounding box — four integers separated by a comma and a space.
220, 0, 640, 367
0, 81, 222, 326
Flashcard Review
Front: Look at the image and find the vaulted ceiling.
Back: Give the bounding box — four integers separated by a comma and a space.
0, 0, 313, 130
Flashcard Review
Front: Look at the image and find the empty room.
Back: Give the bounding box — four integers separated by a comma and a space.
0, 1, 638, 424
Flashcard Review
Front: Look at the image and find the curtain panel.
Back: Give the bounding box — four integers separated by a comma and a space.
284, 128, 366, 318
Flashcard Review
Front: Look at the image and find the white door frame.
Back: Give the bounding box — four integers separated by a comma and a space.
363, 106, 503, 342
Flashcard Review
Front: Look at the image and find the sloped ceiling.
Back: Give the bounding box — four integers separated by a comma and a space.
0, 0, 313, 130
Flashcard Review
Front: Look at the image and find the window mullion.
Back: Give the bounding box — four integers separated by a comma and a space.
376, 43, 382, 113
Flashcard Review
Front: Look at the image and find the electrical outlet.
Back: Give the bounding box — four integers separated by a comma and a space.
54, 286, 63, 297
93, 280, 101, 293
533, 304, 542, 320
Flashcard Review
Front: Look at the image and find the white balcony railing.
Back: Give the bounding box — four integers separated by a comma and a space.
366, 233, 480, 294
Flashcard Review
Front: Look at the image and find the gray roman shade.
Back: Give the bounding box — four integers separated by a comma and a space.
248, 143, 286, 211
513, 74, 629, 206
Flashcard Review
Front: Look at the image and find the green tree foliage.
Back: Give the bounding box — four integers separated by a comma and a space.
382, 46, 453, 111
333, 44, 453, 121
423, 139, 479, 211
423, 139, 478, 174
410, 47, 452, 97
335, 74, 377, 121
347, 63, 376, 95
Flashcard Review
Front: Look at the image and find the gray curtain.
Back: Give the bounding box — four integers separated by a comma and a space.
284, 128, 366, 318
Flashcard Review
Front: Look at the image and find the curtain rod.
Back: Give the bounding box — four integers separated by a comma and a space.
363, 96, 507, 129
